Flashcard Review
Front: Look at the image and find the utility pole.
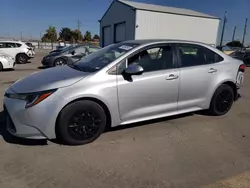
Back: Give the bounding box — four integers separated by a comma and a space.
232, 26, 236, 41
220, 11, 227, 46
20, 32, 23, 41
77, 20, 82, 31
242, 18, 248, 46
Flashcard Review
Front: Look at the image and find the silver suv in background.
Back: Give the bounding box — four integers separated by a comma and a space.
4, 40, 245, 145
0, 41, 35, 64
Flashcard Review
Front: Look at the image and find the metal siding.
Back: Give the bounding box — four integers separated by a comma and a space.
100, 1, 136, 47
135, 10, 220, 45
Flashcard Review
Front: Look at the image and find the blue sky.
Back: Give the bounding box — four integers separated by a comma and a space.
1, 0, 250, 45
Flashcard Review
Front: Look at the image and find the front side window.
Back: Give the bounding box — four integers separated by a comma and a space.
70, 43, 138, 72
178, 44, 223, 67
0, 43, 4, 48
122, 45, 174, 73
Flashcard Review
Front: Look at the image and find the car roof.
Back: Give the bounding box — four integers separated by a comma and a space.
0, 40, 24, 44
121, 39, 213, 46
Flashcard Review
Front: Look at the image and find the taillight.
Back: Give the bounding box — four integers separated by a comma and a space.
239, 64, 246, 72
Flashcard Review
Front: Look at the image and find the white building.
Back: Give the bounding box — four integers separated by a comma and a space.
100, 0, 220, 47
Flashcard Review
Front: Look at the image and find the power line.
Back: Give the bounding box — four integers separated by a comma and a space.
77, 20, 82, 31
242, 18, 248, 46
232, 26, 236, 41
220, 11, 227, 46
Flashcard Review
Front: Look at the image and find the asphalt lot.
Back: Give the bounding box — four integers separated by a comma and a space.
0, 51, 250, 188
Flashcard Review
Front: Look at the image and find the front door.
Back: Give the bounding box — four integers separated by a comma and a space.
117, 44, 179, 123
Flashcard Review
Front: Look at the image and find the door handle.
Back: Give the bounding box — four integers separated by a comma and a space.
166, 74, 179, 80
208, 68, 217, 73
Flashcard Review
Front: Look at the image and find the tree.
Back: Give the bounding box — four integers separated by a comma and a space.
59, 28, 73, 42
84, 31, 92, 41
226, 41, 244, 48
93, 34, 100, 40
71, 29, 83, 42
41, 26, 57, 42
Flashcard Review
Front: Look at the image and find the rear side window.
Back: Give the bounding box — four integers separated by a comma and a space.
177, 44, 224, 67
16, 43, 22, 47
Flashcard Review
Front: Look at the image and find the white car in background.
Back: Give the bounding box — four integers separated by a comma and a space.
0, 41, 35, 64
0, 53, 15, 71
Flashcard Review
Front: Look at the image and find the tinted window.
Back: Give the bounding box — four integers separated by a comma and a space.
178, 44, 223, 67
125, 45, 174, 73
5, 43, 17, 48
16, 43, 22, 47
0, 43, 5, 48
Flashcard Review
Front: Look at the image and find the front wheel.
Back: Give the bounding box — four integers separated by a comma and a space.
57, 100, 107, 145
54, 58, 66, 67
209, 84, 234, 116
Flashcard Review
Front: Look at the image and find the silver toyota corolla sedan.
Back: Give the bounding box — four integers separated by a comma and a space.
3, 40, 245, 145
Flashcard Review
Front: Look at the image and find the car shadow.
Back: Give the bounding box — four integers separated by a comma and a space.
1, 68, 15, 72
0, 111, 48, 146
37, 66, 49, 69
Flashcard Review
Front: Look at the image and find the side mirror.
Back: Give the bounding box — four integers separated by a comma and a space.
71, 50, 75, 55
124, 64, 144, 75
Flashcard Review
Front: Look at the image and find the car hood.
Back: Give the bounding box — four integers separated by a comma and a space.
11, 65, 90, 93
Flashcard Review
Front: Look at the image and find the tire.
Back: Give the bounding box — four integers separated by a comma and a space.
54, 58, 66, 67
16, 54, 28, 64
57, 100, 107, 145
0, 62, 3, 71
209, 84, 234, 116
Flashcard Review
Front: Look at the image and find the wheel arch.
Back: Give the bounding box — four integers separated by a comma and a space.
55, 97, 112, 137
15, 53, 28, 62
211, 80, 238, 103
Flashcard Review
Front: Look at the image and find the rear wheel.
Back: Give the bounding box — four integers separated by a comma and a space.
209, 84, 234, 116
16, 54, 28, 64
54, 58, 66, 66
57, 100, 107, 145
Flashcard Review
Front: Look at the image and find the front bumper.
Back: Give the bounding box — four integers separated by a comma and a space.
3, 88, 64, 139
41, 58, 54, 67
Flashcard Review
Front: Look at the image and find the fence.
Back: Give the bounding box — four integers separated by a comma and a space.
30, 41, 100, 50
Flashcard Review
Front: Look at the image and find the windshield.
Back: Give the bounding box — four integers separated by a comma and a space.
70, 43, 138, 72
60, 45, 74, 53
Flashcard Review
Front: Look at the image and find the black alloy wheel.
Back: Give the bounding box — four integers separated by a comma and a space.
209, 84, 234, 116
57, 100, 107, 145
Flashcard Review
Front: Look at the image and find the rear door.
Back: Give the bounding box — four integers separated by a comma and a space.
176, 43, 225, 110
0, 42, 17, 57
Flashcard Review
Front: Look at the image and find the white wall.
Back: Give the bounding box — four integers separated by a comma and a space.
100, 1, 136, 47
135, 10, 220, 45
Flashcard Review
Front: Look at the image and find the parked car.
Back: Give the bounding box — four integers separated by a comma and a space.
49, 45, 73, 54
0, 41, 35, 64
0, 53, 15, 71
229, 50, 250, 66
4, 40, 245, 145
42, 45, 100, 67
25, 42, 35, 51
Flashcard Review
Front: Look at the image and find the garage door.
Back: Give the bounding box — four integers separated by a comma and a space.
114, 22, 126, 43
102, 26, 112, 47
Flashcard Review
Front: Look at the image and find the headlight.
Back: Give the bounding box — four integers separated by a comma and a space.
5, 89, 57, 108
0, 54, 12, 60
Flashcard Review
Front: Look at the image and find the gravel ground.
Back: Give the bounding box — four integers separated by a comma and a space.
0, 51, 250, 188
